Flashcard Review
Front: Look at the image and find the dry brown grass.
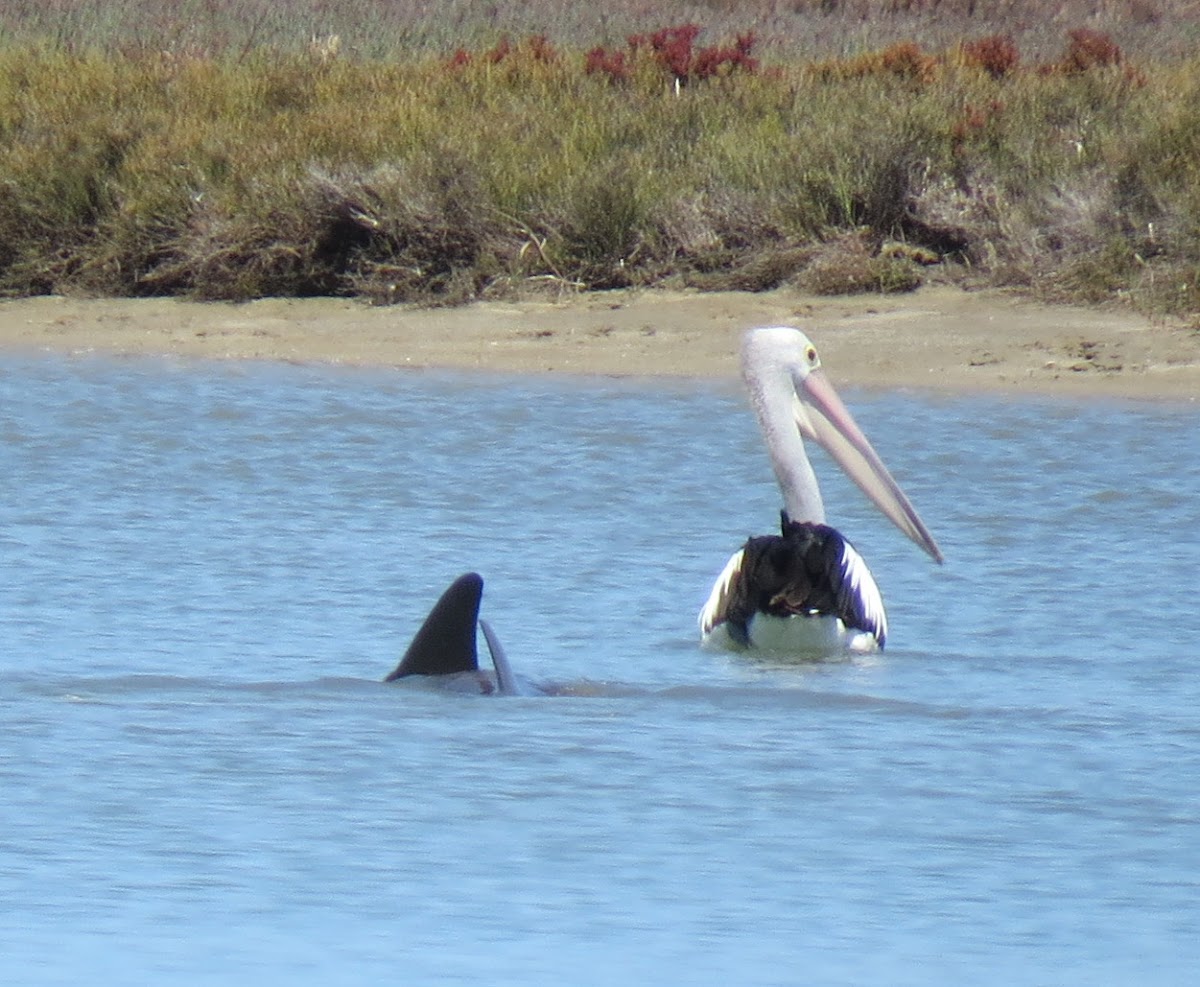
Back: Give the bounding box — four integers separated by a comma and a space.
2, 0, 1195, 63
0, 6, 1198, 313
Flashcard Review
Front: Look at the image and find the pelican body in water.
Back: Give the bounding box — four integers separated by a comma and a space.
699, 327, 943, 655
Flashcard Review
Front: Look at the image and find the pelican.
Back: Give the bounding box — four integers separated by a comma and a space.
699, 327, 943, 655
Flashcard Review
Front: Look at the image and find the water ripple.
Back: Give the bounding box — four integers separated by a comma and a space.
2, 354, 1199, 985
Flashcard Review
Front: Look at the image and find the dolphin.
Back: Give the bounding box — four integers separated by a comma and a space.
384, 572, 518, 695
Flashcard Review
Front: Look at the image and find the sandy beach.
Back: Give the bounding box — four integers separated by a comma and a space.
2, 286, 1197, 401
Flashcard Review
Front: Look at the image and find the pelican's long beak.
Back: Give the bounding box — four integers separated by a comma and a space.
794, 369, 943, 563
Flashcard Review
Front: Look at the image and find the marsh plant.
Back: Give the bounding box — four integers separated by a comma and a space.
0, 1, 1198, 316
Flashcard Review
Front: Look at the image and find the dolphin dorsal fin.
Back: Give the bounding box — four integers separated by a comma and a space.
384, 573, 483, 681
480, 619, 516, 695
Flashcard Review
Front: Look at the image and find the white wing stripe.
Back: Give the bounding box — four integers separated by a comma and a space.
838, 539, 887, 646
699, 548, 745, 635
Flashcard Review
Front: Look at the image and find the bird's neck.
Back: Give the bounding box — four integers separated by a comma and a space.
751, 374, 826, 525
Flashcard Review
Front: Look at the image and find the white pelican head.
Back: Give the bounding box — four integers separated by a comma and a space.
741, 326, 943, 564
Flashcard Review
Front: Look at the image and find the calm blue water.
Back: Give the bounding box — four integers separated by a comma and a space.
2, 353, 1198, 985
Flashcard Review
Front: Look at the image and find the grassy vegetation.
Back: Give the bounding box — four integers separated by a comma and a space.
0, 2, 1199, 316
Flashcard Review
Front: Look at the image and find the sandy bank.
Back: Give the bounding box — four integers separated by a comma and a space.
2, 287, 1197, 402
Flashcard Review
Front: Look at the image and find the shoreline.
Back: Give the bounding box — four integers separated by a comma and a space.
1, 287, 1197, 403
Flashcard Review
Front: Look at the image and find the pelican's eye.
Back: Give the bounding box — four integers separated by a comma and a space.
806, 346, 819, 366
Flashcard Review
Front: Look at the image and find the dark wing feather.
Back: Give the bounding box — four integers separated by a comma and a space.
784, 517, 887, 647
